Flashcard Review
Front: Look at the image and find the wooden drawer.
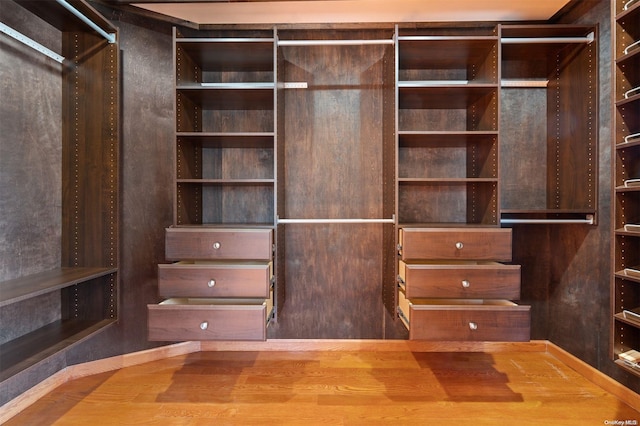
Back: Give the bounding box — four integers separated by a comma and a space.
398, 261, 521, 299
399, 228, 512, 261
165, 228, 273, 261
148, 294, 273, 341
398, 292, 530, 341
158, 261, 272, 299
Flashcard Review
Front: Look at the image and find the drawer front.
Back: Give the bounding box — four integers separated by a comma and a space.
158, 262, 272, 298
398, 294, 530, 342
399, 228, 512, 261
399, 261, 521, 299
406, 305, 530, 341
166, 228, 273, 261
148, 298, 270, 341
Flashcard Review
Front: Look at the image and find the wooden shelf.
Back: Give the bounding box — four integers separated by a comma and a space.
176, 38, 274, 72
614, 359, 640, 375
615, 312, 640, 328
177, 132, 274, 148
0, 267, 117, 308
177, 87, 274, 110
616, 0, 640, 21
398, 85, 497, 109
0, 319, 116, 382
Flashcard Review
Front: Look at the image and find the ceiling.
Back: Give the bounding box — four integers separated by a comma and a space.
129, 0, 573, 25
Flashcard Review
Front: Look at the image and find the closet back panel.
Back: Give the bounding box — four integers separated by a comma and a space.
275, 37, 392, 338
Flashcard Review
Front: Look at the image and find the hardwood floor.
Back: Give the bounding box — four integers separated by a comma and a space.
4, 348, 639, 425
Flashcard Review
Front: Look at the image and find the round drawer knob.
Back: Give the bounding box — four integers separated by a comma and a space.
200, 321, 209, 330
207, 279, 216, 288
213, 242, 221, 250
461, 280, 470, 288
469, 322, 478, 330
455, 242, 464, 250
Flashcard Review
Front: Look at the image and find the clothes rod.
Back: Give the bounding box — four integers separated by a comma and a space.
501, 215, 594, 225
278, 39, 394, 47
55, 0, 116, 44
277, 218, 395, 224
501, 32, 594, 44
0, 22, 65, 63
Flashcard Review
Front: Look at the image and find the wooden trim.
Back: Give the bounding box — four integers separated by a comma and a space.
0, 341, 199, 424
3, 339, 638, 423
0, 370, 69, 425
546, 342, 640, 411
65, 341, 200, 381
200, 339, 547, 352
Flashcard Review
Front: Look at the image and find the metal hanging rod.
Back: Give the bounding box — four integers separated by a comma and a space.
277, 217, 395, 224
501, 32, 595, 45
501, 215, 594, 225
278, 39, 394, 47
55, 0, 116, 44
0, 21, 65, 63
398, 36, 497, 41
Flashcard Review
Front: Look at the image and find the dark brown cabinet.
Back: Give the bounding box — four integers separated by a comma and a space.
150, 22, 601, 343
612, 0, 640, 376
394, 26, 528, 342
397, 228, 529, 341
0, 0, 119, 383
148, 28, 276, 342
148, 228, 273, 342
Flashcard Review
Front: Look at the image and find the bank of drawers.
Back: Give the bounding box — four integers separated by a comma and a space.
397, 228, 530, 341
148, 227, 274, 341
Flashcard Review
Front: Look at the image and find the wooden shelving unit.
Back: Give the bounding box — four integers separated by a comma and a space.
396, 26, 500, 226
147, 28, 277, 343
174, 29, 276, 226
612, 0, 640, 377
500, 24, 598, 225
0, 0, 119, 386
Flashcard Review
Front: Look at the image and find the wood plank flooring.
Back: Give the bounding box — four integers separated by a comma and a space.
5, 349, 640, 425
